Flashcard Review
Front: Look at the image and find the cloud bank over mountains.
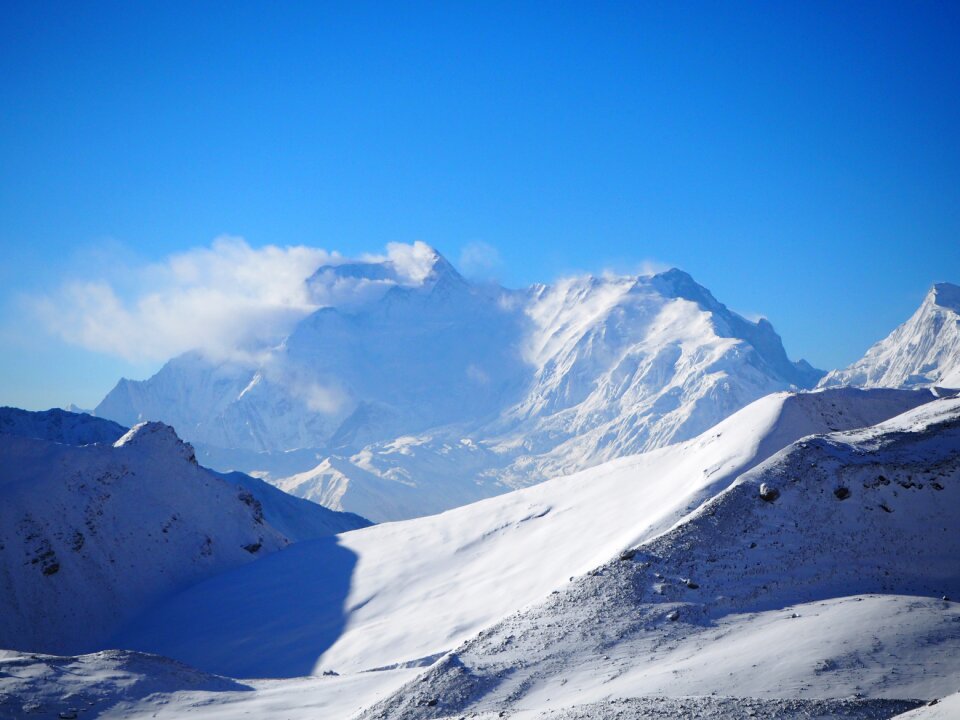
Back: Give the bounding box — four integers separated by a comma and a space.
32, 237, 454, 364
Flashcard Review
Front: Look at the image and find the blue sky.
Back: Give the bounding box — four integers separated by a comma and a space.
2, 1, 959, 410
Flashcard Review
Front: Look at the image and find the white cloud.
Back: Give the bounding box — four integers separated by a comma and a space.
636, 259, 672, 276
596, 258, 672, 280
458, 241, 502, 279
385, 240, 440, 284
34, 236, 335, 364
737, 310, 769, 324
301, 381, 348, 414
465, 363, 490, 385
32, 236, 671, 372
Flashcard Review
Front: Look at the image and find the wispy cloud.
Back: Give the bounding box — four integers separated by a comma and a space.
736, 310, 769, 324
32, 236, 336, 364
635, 259, 672, 276
458, 241, 502, 279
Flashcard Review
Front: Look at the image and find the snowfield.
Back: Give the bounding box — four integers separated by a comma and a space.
360, 396, 960, 719
1, 390, 957, 719
2, 390, 956, 719
109, 387, 936, 679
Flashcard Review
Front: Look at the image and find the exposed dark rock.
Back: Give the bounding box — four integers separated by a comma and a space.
759, 483, 780, 502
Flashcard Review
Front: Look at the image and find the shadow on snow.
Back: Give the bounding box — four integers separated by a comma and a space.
110, 536, 358, 679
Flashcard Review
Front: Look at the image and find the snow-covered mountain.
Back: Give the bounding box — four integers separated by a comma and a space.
6, 387, 955, 719
0, 408, 367, 657
363, 393, 960, 719
94, 243, 825, 521
109, 387, 935, 679
821, 282, 960, 390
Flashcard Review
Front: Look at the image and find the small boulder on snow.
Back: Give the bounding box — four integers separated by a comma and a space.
759, 483, 780, 502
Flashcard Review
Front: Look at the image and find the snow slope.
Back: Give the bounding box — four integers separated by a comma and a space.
94, 245, 825, 521
0, 649, 249, 720
0, 645, 926, 720
821, 282, 960, 390
896, 693, 960, 719
109, 387, 934, 679
0, 649, 419, 720
0, 411, 365, 657
0, 406, 369, 541
362, 396, 960, 719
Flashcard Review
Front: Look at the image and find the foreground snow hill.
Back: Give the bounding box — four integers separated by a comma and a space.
0, 645, 932, 720
3, 389, 955, 720
364, 396, 960, 719
821, 282, 960, 390
0, 408, 368, 657
0, 406, 370, 542
93, 244, 825, 522
0, 649, 250, 720
897, 693, 960, 720
109, 387, 935, 679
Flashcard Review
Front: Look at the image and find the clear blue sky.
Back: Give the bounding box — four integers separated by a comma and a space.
2, 1, 959, 410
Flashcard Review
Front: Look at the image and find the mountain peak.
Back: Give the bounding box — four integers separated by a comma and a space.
645, 267, 822, 388
307, 242, 462, 293
423, 247, 462, 282
821, 280, 960, 390
114, 421, 197, 464
649, 268, 719, 312
929, 282, 960, 312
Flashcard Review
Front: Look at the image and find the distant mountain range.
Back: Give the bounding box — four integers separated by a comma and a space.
2, 249, 959, 718
92, 245, 859, 521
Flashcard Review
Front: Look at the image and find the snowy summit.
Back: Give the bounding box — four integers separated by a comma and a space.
94, 246, 827, 521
